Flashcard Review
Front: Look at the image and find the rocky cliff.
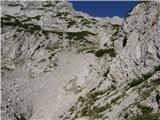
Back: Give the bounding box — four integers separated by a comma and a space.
1, 1, 160, 120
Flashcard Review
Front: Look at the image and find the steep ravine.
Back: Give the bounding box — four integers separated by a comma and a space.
1, 1, 160, 120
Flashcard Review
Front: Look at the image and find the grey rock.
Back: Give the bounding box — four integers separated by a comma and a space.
1, 1, 160, 120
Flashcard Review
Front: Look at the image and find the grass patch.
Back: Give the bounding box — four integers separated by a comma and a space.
87, 90, 106, 101
86, 49, 96, 53
63, 87, 116, 119
80, 19, 96, 26
55, 12, 68, 18
129, 113, 160, 120
138, 104, 153, 114
22, 16, 41, 22
78, 90, 109, 118
66, 31, 95, 41
69, 106, 76, 113
67, 20, 76, 28
81, 19, 91, 25
80, 103, 110, 119
46, 44, 59, 51
43, 2, 54, 7
111, 30, 119, 41
78, 48, 96, 53
110, 93, 125, 104
129, 104, 158, 120
78, 96, 85, 103
129, 64, 160, 88
142, 72, 154, 80
2, 15, 41, 33
76, 15, 84, 19
42, 30, 63, 39
112, 24, 120, 29
109, 24, 120, 31
151, 79, 160, 85
140, 87, 154, 100
129, 77, 145, 88
95, 48, 116, 57
93, 104, 111, 113
129, 71, 154, 88
154, 65, 160, 72
138, 77, 160, 100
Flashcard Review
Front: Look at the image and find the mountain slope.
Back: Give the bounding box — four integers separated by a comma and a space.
1, 1, 160, 120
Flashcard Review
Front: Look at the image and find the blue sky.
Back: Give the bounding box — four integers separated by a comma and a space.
69, 1, 138, 17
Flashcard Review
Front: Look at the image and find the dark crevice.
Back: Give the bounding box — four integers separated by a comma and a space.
103, 67, 110, 77
14, 113, 26, 120
123, 36, 127, 48
104, 42, 108, 47
157, 52, 160, 59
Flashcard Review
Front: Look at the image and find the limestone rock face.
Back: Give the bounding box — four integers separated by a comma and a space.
1, 1, 160, 120
109, 2, 160, 85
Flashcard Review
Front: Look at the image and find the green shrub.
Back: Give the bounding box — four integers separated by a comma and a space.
110, 93, 125, 104
1, 15, 41, 33
111, 96, 121, 104
141, 72, 154, 80
152, 79, 160, 85
95, 48, 116, 57
88, 90, 106, 101
154, 65, 160, 72
138, 105, 153, 114
93, 104, 111, 113
43, 2, 54, 7
81, 104, 110, 118
46, 43, 59, 51
112, 24, 120, 28
130, 113, 160, 120
67, 20, 76, 28
81, 106, 88, 116
55, 12, 68, 17
110, 24, 120, 31
129, 78, 144, 88
129, 104, 159, 120
81, 19, 96, 26
140, 88, 154, 100
81, 19, 91, 25
69, 106, 75, 113
66, 31, 95, 40
111, 30, 119, 41
78, 96, 85, 103
129, 71, 155, 88
86, 49, 96, 53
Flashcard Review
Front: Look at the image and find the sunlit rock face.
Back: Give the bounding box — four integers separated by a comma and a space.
1, 1, 160, 120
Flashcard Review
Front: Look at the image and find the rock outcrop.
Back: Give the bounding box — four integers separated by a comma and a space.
1, 1, 160, 120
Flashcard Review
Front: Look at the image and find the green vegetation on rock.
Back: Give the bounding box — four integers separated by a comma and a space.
110, 93, 126, 104
129, 113, 160, 120
66, 31, 95, 41
129, 65, 160, 88
129, 105, 159, 120
129, 72, 154, 88
138, 104, 153, 114
55, 12, 68, 18
67, 20, 76, 28
95, 48, 116, 57
80, 19, 96, 26
2, 15, 41, 33
154, 64, 160, 72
